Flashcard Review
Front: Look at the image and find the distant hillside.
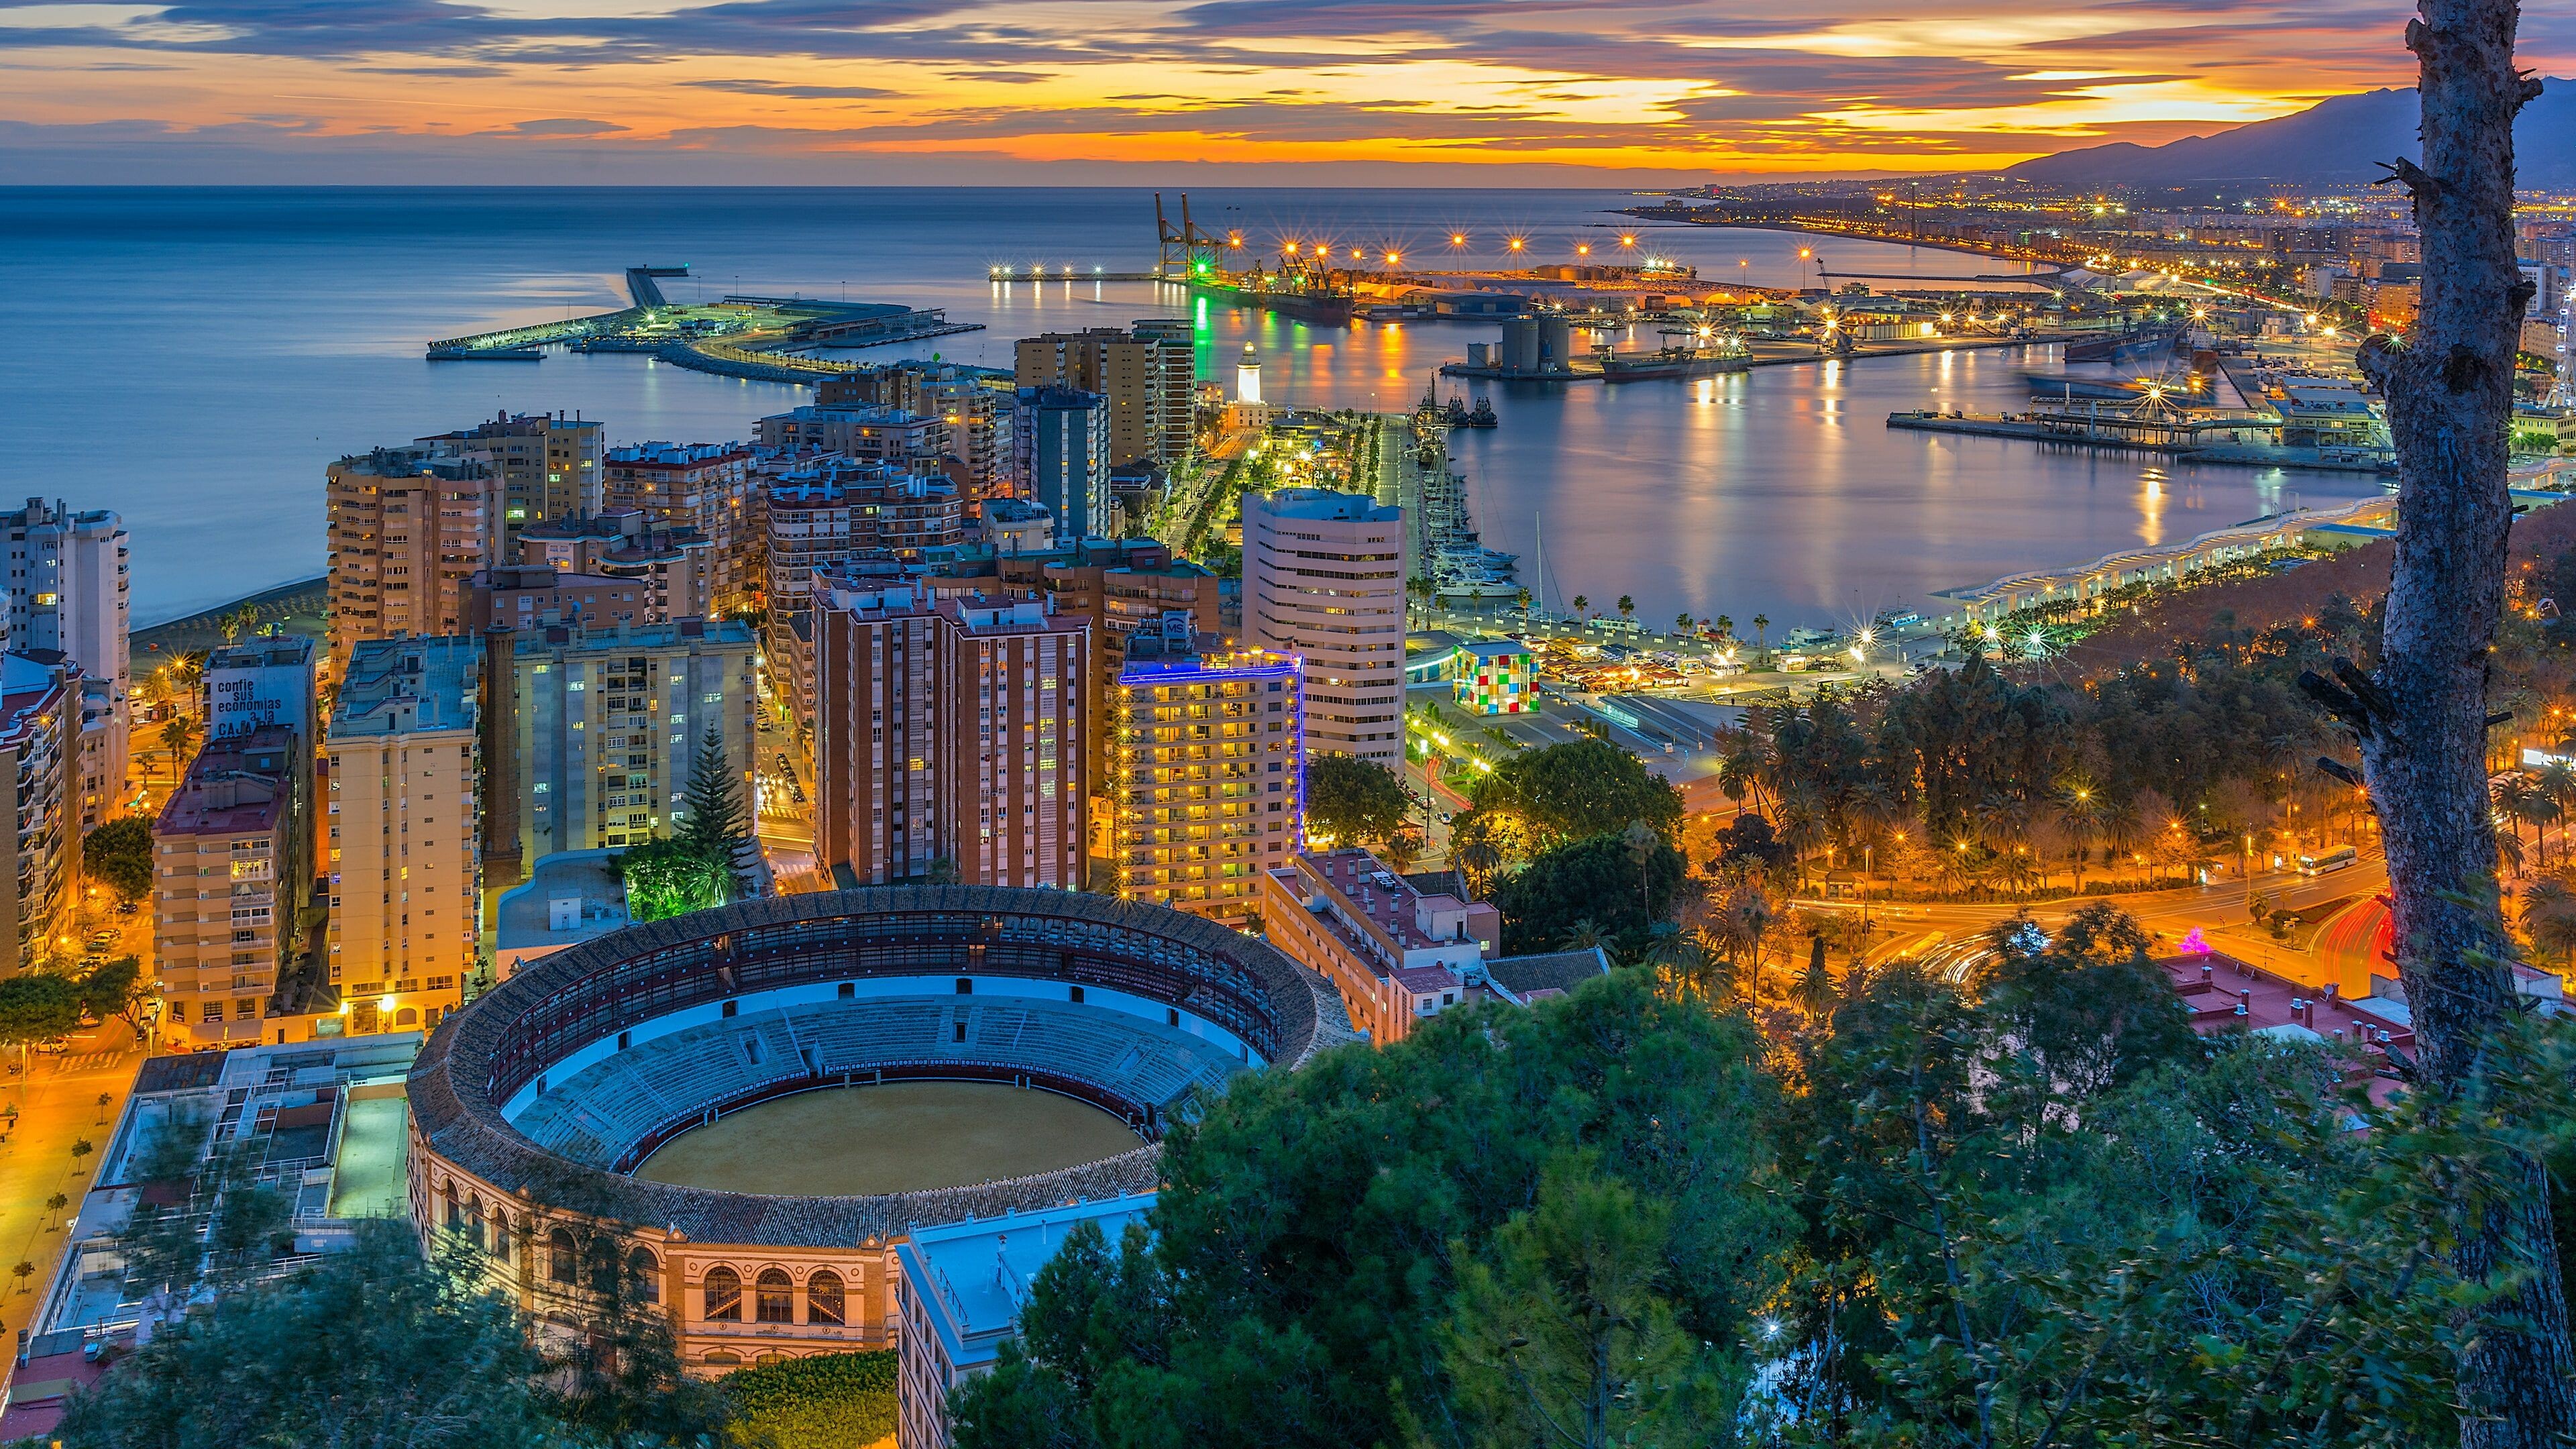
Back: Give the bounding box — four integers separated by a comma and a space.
2008, 82, 2576, 191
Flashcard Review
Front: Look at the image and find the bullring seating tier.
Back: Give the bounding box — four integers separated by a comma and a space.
504, 996, 1247, 1171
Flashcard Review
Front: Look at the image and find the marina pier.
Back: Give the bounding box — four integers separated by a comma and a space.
427, 264, 983, 381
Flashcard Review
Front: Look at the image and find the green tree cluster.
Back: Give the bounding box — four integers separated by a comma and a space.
720, 1349, 898, 1448
950, 902, 2576, 1449
82, 815, 156, 904
1459, 737, 1682, 856
1300, 753, 1413, 848
949, 969, 1789, 1449
621, 724, 753, 923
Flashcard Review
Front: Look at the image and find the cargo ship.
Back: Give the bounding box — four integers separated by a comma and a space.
1155, 192, 1356, 327
1186, 266, 1355, 326
1595, 330, 1750, 382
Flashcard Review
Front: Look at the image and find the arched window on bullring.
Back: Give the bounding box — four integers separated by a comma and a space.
755, 1269, 794, 1324
704, 1266, 742, 1322
806, 1270, 845, 1326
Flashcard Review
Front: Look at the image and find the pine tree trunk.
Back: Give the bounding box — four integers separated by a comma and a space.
2352, 1, 2573, 1442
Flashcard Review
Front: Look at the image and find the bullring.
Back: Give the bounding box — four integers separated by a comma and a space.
406, 885, 1349, 1369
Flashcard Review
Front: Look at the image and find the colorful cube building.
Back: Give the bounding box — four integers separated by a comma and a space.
1453, 638, 1534, 715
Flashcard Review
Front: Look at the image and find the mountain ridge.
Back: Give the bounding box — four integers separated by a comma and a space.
2007, 83, 2576, 191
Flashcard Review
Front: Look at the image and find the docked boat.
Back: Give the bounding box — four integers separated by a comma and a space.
1596, 327, 1750, 382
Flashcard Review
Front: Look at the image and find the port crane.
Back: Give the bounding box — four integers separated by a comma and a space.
1154, 193, 1227, 280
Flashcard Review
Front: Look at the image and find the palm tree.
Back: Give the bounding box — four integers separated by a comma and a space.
1515, 587, 1533, 620
1713, 614, 1735, 643
1675, 612, 1695, 637
1752, 613, 1771, 663
2054, 782, 2106, 893
1794, 936, 1837, 1020
1570, 594, 1589, 623
2539, 759, 2576, 865
2496, 824, 2529, 879
1379, 828, 1425, 875
158, 714, 199, 782
1615, 594, 1635, 627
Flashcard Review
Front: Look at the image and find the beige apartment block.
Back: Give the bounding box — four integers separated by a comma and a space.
326, 635, 482, 1037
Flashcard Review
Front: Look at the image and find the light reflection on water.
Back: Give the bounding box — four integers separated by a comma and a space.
3, 186, 2381, 626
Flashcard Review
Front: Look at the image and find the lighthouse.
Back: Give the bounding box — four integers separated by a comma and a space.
1235, 341, 1263, 405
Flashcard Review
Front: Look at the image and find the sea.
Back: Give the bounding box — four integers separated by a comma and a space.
0, 186, 2385, 629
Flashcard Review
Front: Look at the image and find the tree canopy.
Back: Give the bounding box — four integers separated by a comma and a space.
1463, 738, 1682, 854
58, 1223, 559, 1449
1488, 828, 1689, 955
1301, 752, 1413, 847
620, 836, 730, 923
0, 970, 79, 1046
949, 969, 1788, 1449
83, 815, 156, 904
676, 723, 750, 871
947, 898, 2568, 1449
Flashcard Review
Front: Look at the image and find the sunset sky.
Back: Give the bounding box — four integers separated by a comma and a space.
3, 0, 2571, 184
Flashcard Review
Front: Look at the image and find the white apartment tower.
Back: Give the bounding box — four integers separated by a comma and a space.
1242, 489, 1405, 769
0, 499, 130, 825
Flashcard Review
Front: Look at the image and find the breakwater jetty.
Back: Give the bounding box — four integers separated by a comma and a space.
427, 264, 983, 382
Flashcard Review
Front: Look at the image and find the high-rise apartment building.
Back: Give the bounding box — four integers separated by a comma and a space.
515, 512, 714, 623
754, 404, 947, 466
1114, 647, 1303, 920
601, 443, 759, 609
1242, 489, 1406, 769
325, 635, 482, 1036
0, 499, 130, 826
0, 655, 77, 979
480, 619, 756, 887
325, 449, 500, 677
818, 365, 1011, 501
205, 636, 317, 747
1012, 388, 1110, 545
155, 726, 303, 1047
1012, 325, 1193, 466
204, 635, 319, 886
419, 411, 604, 542
465, 566, 667, 634
811, 579, 1088, 889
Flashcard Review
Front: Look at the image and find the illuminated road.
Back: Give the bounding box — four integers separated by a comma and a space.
0, 1027, 146, 1352
1816, 855, 2391, 989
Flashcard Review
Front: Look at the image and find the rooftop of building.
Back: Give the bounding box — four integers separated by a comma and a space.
1016, 384, 1106, 409
1288, 848, 1456, 953
1458, 637, 1535, 661
896, 1193, 1156, 1364
502, 617, 754, 657
330, 636, 483, 739
0, 652, 68, 741
423, 409, 602, 439
2155, 949, 2413, 1105
2, 497, 123, 533
156, 724, 297, 837
206, 635, 315, 672
767, 466, 957, 506
760, 401, 934, 425
1485, 947, 1613, 1000
21, 1034, 425, 1375
1251, 487, 1401, 524
1118, 649, 1299, 684
328, 447, 490, 483
494, 849, 631, 967
940, 592, 1078, 635
604, 441, 752, 466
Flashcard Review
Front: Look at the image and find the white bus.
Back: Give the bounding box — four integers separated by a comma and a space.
2297, 845, 2359, 876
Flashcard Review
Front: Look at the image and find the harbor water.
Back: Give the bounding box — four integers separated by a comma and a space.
0, 187, 2385, 625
